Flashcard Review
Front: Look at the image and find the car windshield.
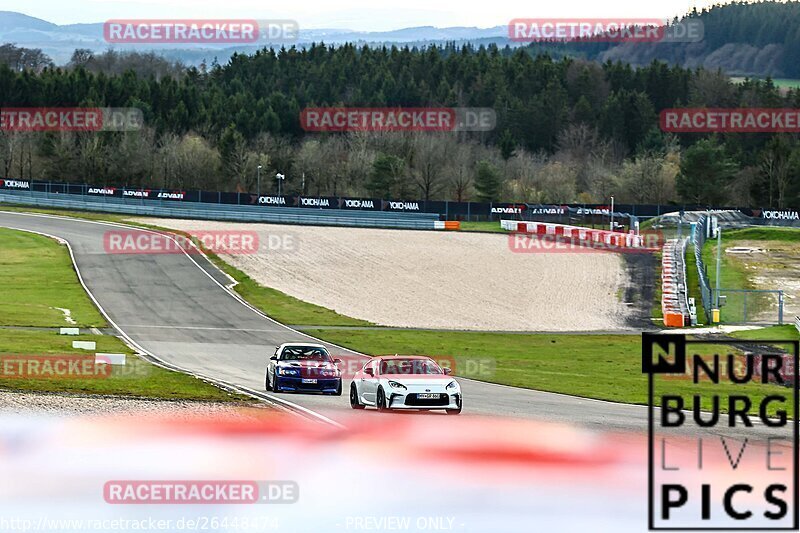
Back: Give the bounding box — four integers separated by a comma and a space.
379, 358, 443, 375
280, 346, 331, 362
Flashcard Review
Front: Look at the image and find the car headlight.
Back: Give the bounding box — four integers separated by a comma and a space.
277, 367, 299, 376
388, 380, 407, 390
446, 381, 458, 390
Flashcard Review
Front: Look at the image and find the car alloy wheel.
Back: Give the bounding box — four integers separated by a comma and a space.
350, 384, 365, 409
376, 386, 388, 412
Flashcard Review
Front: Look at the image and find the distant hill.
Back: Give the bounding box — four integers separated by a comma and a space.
528, 1, 800, 78
0, 11, 56, 32
2, 2, 800, 77
0, 12, 511, 64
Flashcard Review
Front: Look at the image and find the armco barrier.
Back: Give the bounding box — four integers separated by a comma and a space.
661, 238, 690, 327
692, 215, 714, 322
501, 220, 646, 250
0, 190, 455, 231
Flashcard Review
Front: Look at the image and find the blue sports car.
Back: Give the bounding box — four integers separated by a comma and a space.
266, 343, 343, 395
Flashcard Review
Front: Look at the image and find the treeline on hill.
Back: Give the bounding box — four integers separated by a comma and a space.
538, 1, 800, 78
1, 42, 800, 207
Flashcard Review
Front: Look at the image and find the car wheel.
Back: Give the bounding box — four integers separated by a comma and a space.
334, 380, 343, 396
376, 386, 388, 412
265, 370, 272, 391
272, 371, 281, 393
350, 383, 365, 409
446, 397, 462, 415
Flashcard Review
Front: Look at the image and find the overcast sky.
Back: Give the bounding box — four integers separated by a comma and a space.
16, 0, 731, 31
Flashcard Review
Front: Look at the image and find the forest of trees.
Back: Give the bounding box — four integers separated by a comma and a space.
1, 20, 800, 207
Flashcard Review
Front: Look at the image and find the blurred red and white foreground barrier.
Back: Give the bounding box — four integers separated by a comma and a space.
0, 411, 787, 532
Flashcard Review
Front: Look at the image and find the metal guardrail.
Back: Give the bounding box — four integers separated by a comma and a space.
677, 237, 690, 315
0, 191, 442, 230
692, 215, 713, 322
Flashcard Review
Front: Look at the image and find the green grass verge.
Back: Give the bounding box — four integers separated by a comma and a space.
0, 330, 240, 400
685, 243, 707, 323
312, 328, 793, 417
732, 324, 800, 342
652, 250, 663, 321
458, 221, 509, 233
0, 228, 107, 327
0, 205, 130, 223
702, 226, 800, 322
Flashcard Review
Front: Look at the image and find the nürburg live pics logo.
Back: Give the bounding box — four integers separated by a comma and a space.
643, 332, 799, 530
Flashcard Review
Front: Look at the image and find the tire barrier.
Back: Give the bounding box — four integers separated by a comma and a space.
661, 238, 690, 327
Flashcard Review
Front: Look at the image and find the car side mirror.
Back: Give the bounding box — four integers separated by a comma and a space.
270, 355, 278, 361
364, 368, 374, 376
443, 368, 452, 375
333, 358, 342, 364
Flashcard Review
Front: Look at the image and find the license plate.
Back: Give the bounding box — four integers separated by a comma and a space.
417, 393, 439, 399
302, 378, 317, 384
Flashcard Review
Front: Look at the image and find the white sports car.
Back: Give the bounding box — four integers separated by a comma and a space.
349, 356, 462, 414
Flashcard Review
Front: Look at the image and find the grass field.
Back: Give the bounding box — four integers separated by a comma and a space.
0, 226, 247, 401
702, 226, 800, 322
0, 228, 107, 327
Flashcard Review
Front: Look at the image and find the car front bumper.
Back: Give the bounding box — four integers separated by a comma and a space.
385, 390, 461, 410
275, 375, 341, 393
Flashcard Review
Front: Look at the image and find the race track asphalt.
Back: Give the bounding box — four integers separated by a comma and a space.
0, 211, 783, 439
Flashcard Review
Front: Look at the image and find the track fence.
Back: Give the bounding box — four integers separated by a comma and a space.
713, 288, 785, 325
692, 215, 714, 323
